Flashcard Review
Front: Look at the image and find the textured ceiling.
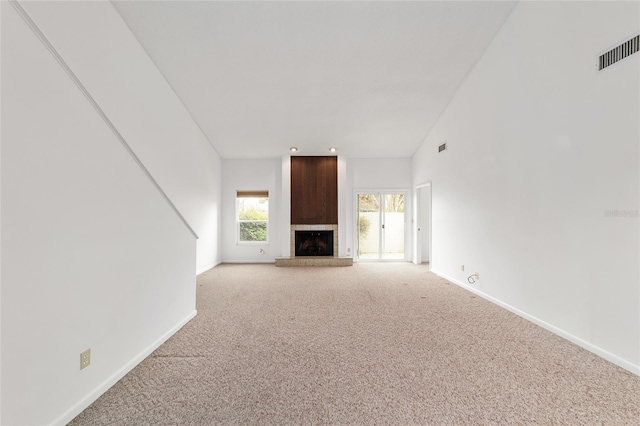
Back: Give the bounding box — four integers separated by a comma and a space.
112, 0, 517, 159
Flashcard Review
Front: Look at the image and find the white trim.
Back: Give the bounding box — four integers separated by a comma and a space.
221, 260, 275, 264
431, 269, 640, 376
354, 189, 410, 262
236, 195, 270, 244
414, 182, 432, 265
52, 310, 198, 426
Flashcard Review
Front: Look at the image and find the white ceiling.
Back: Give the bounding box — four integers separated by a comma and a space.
112, 0, 517, 159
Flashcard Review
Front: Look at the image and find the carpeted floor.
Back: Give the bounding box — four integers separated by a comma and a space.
70, 263, 640, 425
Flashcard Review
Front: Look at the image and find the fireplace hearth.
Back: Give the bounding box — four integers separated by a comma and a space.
295, 230, 334, 257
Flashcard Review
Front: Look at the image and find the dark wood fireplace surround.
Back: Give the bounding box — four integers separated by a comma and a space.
290, 156, 338, 225
276, 156, 352, 266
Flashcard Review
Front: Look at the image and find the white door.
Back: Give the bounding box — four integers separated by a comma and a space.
357, 192, 406, 260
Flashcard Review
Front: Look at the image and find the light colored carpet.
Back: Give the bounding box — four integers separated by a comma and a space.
70, 263, 640, 425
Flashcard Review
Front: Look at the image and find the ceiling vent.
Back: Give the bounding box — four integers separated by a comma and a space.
599, 34, 639, 71
438, 142, 447, 153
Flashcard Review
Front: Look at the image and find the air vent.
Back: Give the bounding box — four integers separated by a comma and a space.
599, 34, 639, 71
438, 143, 447, 153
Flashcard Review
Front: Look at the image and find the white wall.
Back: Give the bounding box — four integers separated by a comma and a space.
412, 1, 639, 373
0, 2, 4, 422
19, 0, 223, 275
350, 158, 412, 189
222, 159, 282, 262
337, 156, 348, 256
280, 156, 291, 257
1, 1, 222, 424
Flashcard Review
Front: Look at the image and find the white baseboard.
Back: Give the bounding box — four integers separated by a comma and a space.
197, 261, 221, 275
432, 269, 640, 376
52, 310, 198, 425
221, 259, 275, 264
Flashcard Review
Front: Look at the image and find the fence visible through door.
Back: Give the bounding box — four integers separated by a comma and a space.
357, 193, 405, 260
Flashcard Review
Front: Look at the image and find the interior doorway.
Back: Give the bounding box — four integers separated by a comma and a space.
357, 192, 406, 260
415, 183, 431, 265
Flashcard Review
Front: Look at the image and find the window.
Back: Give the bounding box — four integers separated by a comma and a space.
237, 191, 269, 243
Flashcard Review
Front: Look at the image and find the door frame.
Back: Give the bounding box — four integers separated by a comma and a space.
354, 189, 409, 262
414, 182, 432, 265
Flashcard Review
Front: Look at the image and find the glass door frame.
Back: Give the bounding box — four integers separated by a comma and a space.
355, 190, 408, 262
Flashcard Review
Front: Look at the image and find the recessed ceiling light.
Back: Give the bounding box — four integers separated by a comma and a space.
290, 147, 298, 152
329, 147, 337, 153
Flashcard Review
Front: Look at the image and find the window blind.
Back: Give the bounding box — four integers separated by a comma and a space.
236, 190, 268, 198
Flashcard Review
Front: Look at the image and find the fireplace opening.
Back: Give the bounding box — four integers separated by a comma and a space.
295, 230, 334, 257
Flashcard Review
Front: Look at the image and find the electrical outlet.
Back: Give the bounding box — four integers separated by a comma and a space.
80, 349, 91, 370
347, 248, 351, 253
259, 249, 265, 254
461, 265, 464, 271
474, 272, 479, 280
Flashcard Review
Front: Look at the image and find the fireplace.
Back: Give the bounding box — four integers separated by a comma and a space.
295, 230, 334, 257
277, 224, 349, 265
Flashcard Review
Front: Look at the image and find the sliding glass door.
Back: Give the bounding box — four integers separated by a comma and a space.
357, 193, 405, 260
